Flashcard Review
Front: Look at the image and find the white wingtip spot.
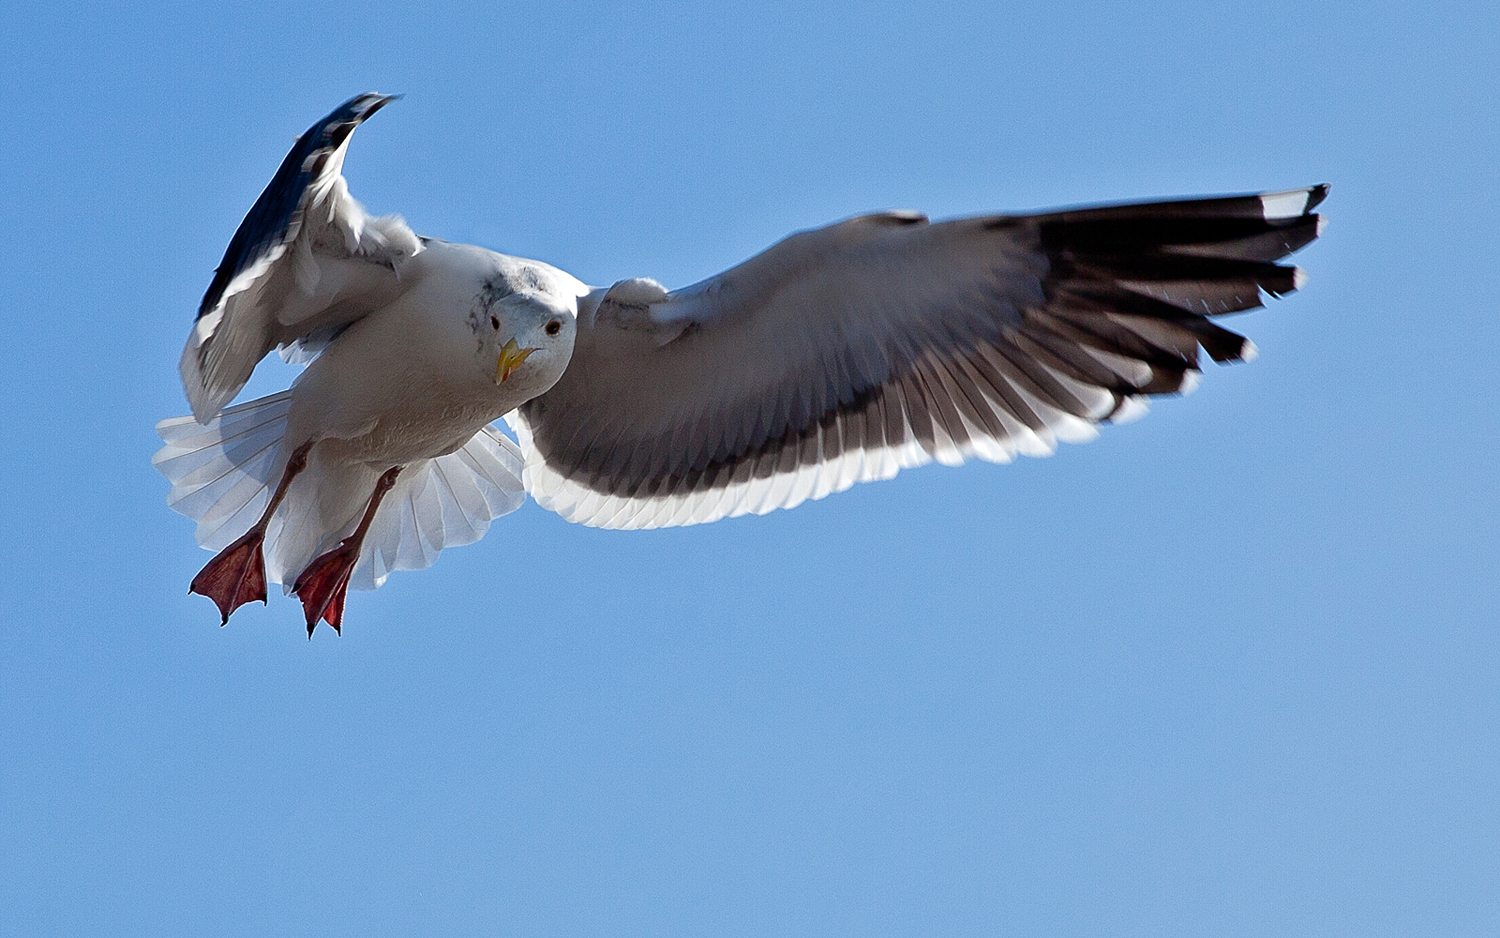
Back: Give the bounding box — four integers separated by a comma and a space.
1178, 369, 1202, 396
1111, 396, 1150, 425
1260, 189, 1311, 220
1293, 267, 1308, 291
1316, 215, 1328, 236
1240, 339, 1260, 363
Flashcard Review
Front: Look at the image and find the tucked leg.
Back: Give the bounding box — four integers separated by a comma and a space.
190, 442, 313, 625
292, 465, 403, 637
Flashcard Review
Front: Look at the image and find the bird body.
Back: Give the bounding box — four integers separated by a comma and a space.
283, 240, 583, 466
154, 93, 1326, 633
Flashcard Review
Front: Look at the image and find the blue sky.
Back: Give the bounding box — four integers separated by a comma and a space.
2, 1, 1497, 935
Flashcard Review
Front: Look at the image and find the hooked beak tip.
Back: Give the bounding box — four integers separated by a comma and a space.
496, 338, 538, 383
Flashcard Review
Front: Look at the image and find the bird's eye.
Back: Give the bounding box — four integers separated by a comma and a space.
545, 320, 562, 336
490, 316, 500, 330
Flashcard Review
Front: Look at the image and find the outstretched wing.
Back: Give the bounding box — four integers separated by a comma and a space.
180, 93, 421, 422
512, 186, 1327, 529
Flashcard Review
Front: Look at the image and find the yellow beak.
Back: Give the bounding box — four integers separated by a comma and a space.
495, 338, 537, 383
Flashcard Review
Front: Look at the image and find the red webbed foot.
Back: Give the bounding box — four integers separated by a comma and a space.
292, 542, 358, 636
190, 529, 268, 625
290, 465, 401, 637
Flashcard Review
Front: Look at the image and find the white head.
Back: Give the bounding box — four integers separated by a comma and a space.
477, 287, 577, 404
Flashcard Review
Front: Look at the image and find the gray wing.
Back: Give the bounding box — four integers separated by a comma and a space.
512, 186, 1327, 529
180, 93, 421, 422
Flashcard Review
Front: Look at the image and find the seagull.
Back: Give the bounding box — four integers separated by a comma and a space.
154, 93, 1326, 635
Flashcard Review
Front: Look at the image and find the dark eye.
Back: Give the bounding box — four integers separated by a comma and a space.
545, 320, 562, 336
490, 316, 500, 330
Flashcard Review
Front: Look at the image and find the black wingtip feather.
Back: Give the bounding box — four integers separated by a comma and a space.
1034, 188, 1324, 301
1023, 186, 1323, 393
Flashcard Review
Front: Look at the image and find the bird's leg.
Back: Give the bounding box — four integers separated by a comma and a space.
190, 441, 314, 625
292, 465, 403, 637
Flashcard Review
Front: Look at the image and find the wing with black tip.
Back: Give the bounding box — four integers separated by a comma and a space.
513, 186, 1327, 529
180, 93, 421, 421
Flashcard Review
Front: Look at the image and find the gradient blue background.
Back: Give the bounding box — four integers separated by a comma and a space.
3, 2, 1497, 935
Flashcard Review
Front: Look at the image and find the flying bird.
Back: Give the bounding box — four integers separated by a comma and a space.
154, 93, 1326, 635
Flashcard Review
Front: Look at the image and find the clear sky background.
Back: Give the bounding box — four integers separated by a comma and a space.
2, 2, 1496, 935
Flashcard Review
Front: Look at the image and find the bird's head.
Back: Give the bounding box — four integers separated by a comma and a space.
480, 291, 577, 401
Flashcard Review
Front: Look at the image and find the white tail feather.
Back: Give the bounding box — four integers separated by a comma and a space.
155, 402, 527, 592
349, 426, 527, 590
154, 393, 292, 550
